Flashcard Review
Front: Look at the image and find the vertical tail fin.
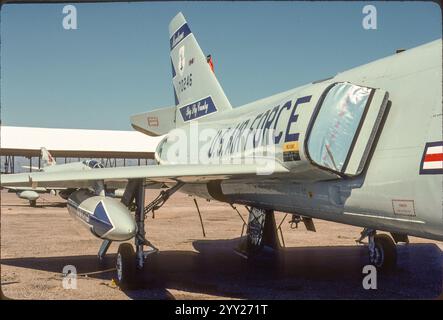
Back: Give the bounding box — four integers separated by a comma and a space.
41, 147, 56, 167
169, 12, 232, 126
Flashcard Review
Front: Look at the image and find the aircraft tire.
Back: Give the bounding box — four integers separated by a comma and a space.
370, 234, 397, 271
116, 243, 136, 289
30, 200, 37, 207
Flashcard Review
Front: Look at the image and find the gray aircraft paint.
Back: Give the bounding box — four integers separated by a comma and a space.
158, 15, 443, 241
17, 190, 39, 201
5, 148, 111, 203
175, 38, 443, 241
67, 189, 136, 241
1, 13, 441, 244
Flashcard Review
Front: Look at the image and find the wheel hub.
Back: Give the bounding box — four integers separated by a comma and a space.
370, 244, 384, 267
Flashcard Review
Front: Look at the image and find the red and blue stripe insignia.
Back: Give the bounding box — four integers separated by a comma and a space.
419, 141, 443, 175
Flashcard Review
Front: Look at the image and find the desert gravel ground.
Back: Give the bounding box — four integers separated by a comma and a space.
1, 189, 442, 299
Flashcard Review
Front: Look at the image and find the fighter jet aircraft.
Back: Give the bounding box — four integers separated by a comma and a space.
3, 147, 108, 206
2, 12, 442, 289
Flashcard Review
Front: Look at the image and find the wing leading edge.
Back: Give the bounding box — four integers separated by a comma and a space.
1, 161, 289, 189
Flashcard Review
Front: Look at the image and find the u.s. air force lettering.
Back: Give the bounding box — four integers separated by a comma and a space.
207, 95, 311, 159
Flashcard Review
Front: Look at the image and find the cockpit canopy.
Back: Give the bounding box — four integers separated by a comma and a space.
83, 160, 104, 169
306, 82, 389, 176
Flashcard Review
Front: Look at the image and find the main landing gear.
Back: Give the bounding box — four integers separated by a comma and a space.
235, 207, 281, 260
112, 180, 183, 289
357, 228, 397, 271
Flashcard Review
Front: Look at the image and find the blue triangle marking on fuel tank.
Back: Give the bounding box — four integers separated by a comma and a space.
93, 201, 111, 224
89, 201, 113, 236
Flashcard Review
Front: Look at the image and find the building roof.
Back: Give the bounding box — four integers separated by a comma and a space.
0, 126, 162, 159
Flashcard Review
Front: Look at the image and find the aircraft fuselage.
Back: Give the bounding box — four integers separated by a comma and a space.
157, 39, 443, 241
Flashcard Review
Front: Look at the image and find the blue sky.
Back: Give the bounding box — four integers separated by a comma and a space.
1, 1, 441, 130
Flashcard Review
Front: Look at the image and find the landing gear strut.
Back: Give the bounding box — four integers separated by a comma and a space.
98, 239, 112, 261
358, 228, 397, 270
114, 180, 183, 289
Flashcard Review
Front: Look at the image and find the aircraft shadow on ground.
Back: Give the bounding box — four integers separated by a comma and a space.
1, 238, 442, 299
